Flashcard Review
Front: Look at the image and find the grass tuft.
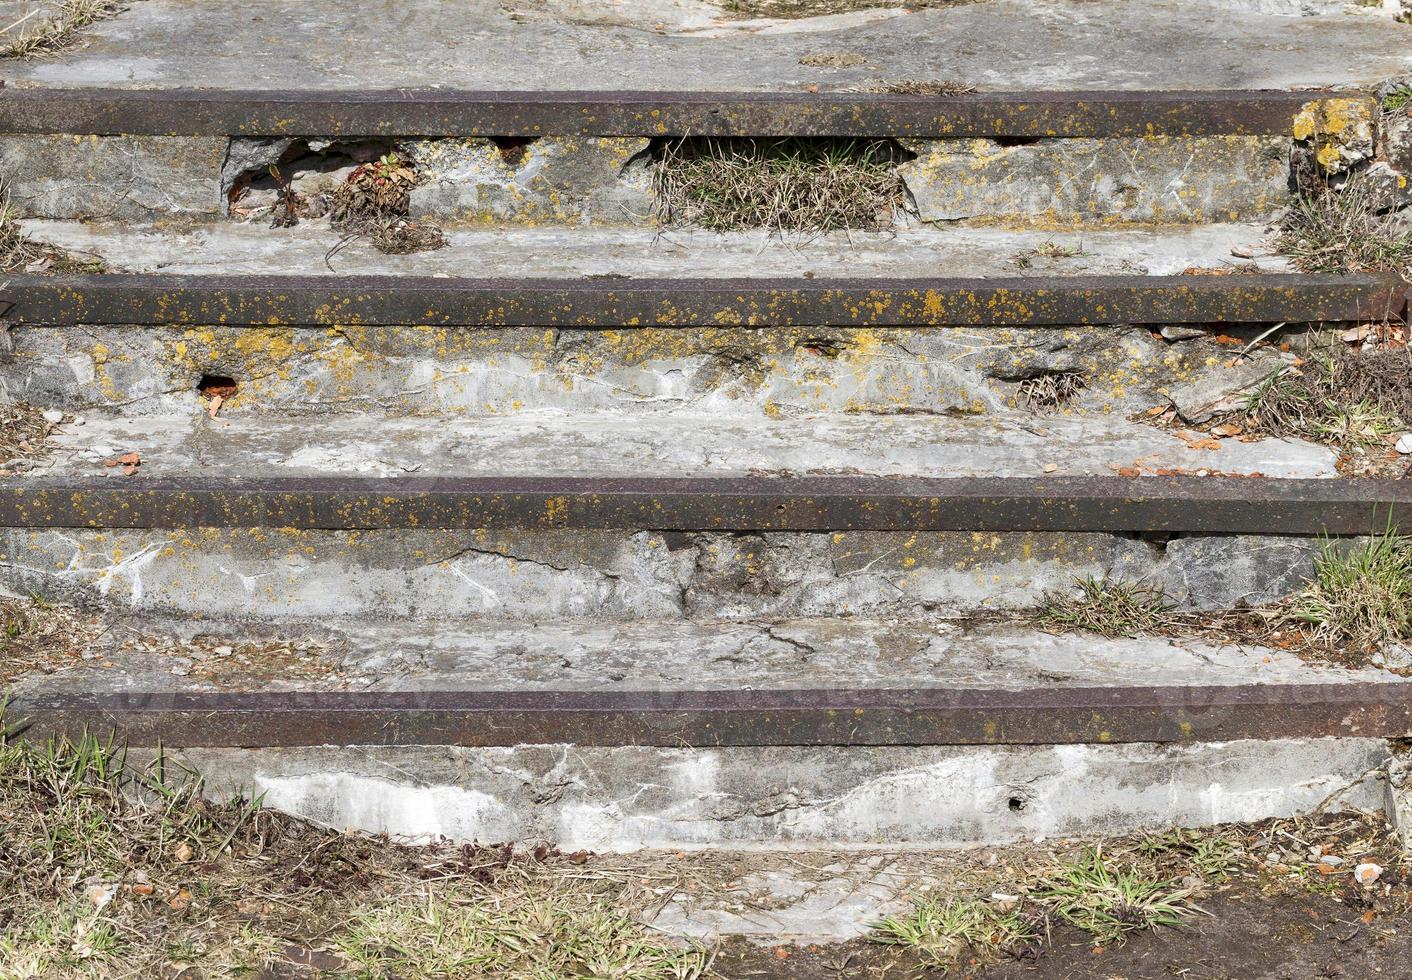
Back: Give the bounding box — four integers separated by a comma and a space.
1040, 575, 1173, 639
1018, 371, 1086, 412
1276, 182, 1412, 280
871, 896, 1039, 968
1243, 345, 1412, 453
654, 137, 905, 232
337, 890, 707, 979
1033, 849, 1198, 944
1, 0, 123, 59
328, 151, 446, 255
1290, 526, 1412, 650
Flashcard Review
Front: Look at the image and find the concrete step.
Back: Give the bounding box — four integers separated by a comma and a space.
7, 615, 1407, 849
9, 223, 1402, 421
0, 410, 1399, 620
2, 0, 1404, 94
2, 1, 1405, 228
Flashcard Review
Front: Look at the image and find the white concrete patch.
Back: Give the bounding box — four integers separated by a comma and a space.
182, 738, 1394, 853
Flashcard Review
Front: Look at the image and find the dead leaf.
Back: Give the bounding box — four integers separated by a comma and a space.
1212, 422, 1244, 437
208, 393, 224, 419
168, 888, 192, 911
174, 841, 193, 862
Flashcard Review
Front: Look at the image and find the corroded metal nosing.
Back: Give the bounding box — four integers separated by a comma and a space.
0, 88, 1370, 138
1, 475, 1409, 533
9, 683, 1411, 747
0, 273, 1404, 327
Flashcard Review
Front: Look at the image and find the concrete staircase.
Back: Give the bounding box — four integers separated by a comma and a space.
2, 0, 1412, 862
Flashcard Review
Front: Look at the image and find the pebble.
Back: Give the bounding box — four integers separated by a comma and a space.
1160, 325, 1207, 341
41, 409, 63, 424
1318, 854, 1344, 868
1396, 433, 1412, 455
1355, 862, 1383, 885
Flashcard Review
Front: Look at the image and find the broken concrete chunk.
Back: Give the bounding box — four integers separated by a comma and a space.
407, 136, 654, 225
899, 136, 1289, 225
1166, 356, 1279, 423
1292, 97, 1375, 174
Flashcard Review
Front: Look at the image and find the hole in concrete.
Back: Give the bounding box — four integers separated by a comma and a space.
1008, 796, 1026, 812
652, 137, 915, 231
492, 137, 536, 167
993, 135, 1042, 148
197, 374, 240, 399
226, 140, 397, 219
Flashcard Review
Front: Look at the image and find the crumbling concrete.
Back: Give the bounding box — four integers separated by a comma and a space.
900, 137, 1290, 225
406, 137, 654, 225
0, 320, 1291, 420
0, 136, 226, 221
174, 738, 1391, 851
1386, 751, 1412, 849
0, 526, 1327, 620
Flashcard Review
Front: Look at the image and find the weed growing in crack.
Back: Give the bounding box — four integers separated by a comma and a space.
1291, 525, 1412, 650
1018, 371, 1086, 412
329, 151, 446, 255
1033, 849, 1199, 944
1, 0, 123, 58
871, 897, 1040, 969
654, 137, 905, 232
1277, 182, 1412, 280
1040, 575, 1173, 639
1011, 240, 1086, 268
1242, 344, 1412, 453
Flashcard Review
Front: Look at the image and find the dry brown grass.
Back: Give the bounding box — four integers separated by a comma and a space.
0, 402, 63, 474
869, 79, 977, 96
0, 0, 123, 59
0, 183, 105, 274
327, 151, 445, 255
717, 0, 984, 18
0, 722, 710, 979
654, 137, 906, 232
1277, 182, 1412, 280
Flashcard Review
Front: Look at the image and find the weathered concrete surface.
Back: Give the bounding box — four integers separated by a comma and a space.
175, 738, 1391, 850
15, 615, 1405, 697
0, 526, 1324, 619
20, 219, 1287, 277
0, 323, 1292, 421
0, 136, 225, 220
31, 411, 1338, 479
406, 137, 653, 226
3, 0, 1409, 92
900, 137, 1290, 226
1387, 753, 1412, 850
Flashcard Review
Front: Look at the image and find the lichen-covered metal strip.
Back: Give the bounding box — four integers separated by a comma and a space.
1, 476, 1409, 533
1, 273, 1404, 327
0, 88, 1369, 138
9, 683, 1411, 747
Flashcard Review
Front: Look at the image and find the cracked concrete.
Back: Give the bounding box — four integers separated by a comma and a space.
0, 525, 1330, 620
13, 615, 1407, 698
0, 136, 226, 221
901, 136, 1291, 226
4, 0, 1408, 91
171, 738, 1393, 851
29, 411, 1338, 479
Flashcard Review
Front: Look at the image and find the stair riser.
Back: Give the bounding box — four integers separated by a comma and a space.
0, 323, 1295, 418
0, 527, 1321, 621
166, 739, 1390, 851
0, 132, 1298, 228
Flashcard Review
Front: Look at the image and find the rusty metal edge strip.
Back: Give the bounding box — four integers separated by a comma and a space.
0, 88, 1363, 137
7, 683, 1409, 746
3, 475, 1411, 533
1, 273, 1404, 327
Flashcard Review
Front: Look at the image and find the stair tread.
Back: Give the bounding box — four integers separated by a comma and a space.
12, 615, 1405, 699
25, 220, 1293, 280
31, 411, 1336, 480
2, 0, 1403, 95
